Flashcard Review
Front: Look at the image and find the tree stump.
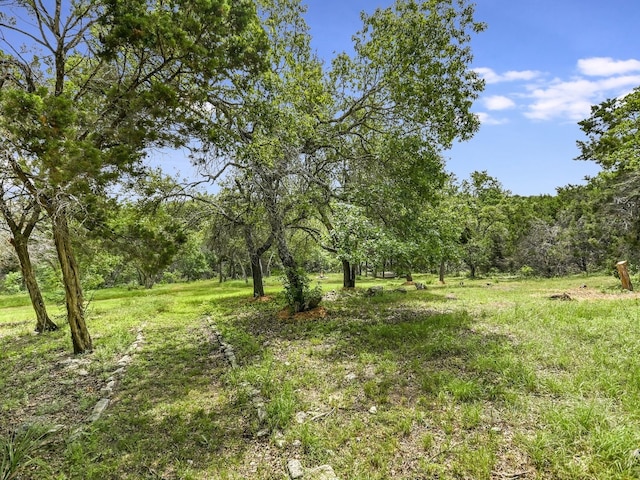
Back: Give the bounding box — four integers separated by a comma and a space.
616, 260, 633, 291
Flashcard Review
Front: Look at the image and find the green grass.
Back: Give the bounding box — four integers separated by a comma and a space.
1, 274, 639, 478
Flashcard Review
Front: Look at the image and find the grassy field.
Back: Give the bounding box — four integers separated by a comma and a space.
1, 274, 639, 479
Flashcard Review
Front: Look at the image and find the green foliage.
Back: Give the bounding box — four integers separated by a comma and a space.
281, 268, 322, 312
1, 424, 57, 480
107, 204, 188, 289
577, 86, 640, 172
519, 265, 535, 277
1, 272, 23, 294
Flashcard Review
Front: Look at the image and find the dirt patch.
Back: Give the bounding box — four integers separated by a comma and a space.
251, 295, 274, 303
546, 286, 640, 301
276, 306, 328, 321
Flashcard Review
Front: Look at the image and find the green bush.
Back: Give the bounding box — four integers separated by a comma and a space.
2, 271, 24, 294
281, 268, 323, 312
519, 265, 535, 277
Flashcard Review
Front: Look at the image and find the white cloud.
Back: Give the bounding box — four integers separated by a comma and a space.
476, 112, 509, 125
475, 59, 640, 123
484, 95, 515, 110
578, 57, 640, 77
524, 74, 640, 121
474, 67, 541, 84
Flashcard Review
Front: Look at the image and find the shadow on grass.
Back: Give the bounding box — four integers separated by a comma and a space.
62, 322, 261, 480
220, 289, 534, 406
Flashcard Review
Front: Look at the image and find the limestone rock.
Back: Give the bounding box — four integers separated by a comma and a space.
287, 459, 304, 479
307, 465, 339, 480
87, 398, 110, 423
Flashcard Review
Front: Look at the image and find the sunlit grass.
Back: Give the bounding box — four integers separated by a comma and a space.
1, 273, 639, 478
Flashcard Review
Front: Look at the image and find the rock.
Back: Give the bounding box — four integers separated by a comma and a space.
256, 429, 269, 437
110, 367, 125, 377
307, 465, 339, 480
257, 407, 267, 422
100, 385, 113, 396
77, 369, 89, 376
415, 282, 425, 290
295, 411, 308, 424
273, 430, 286, 448
287, 459, 304, 479
366, 286, 383, 297
87, 398, 110, 423
344, 373, 357, 382
368, 405, 377, 414
117, 355, 132, 366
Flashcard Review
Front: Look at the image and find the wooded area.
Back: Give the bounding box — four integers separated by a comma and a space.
0, 0, 638, 355
1, 2, 640, 479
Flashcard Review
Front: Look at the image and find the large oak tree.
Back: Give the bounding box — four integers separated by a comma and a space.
0, 0, 266, 353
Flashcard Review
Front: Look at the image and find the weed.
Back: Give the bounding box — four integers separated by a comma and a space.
1, 424, 58, 480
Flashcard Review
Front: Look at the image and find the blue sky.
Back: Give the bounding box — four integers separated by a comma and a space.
301, 0, 640, 195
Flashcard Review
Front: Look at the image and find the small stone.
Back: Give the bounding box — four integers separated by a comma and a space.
273, 430, 286, 448
369, 406, 377, 414
100, 386, 113, 396
295, 411, 308, 424
111, 367, 125, 376
87, 398, 110, 423
257, 407, 267, 422
292, 439, 302, 447
344, 373, 357, 382
307, 464, 339, 480
117, 355, 132, 366
287, 459, 304, 479
256, 429, 269, 437
77, 369, 89, 376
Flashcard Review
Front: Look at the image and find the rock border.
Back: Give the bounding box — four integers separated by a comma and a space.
69, 325, 145, 440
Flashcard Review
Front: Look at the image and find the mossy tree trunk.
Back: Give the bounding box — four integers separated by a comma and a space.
0, 196, 57, 332
11, 235, 58, 332
51, 209, 92, 354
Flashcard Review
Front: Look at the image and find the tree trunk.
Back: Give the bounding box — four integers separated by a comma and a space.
244, 226, 272, 298
0, 195, 57, 333
406, 272, 413, 282
342, 259, 355, 288
51, 211, 92, 354
250, 254, 265, 297
218, 258, 224, 283
616, 260, 633, 291
11, 235, 58, 333
265, 200, 306, 312
439, 259, 446, 284
240, 260, 248, 284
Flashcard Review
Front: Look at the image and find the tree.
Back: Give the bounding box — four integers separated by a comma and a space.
577, 86, 640, 172
195, 0, 484, 307
0, 0, 266, 353
577, 86, 640, 268
0, 182, 57, 332
459, 171, 510, 277
106, 202, 187, 289
321, 203, 383, 288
